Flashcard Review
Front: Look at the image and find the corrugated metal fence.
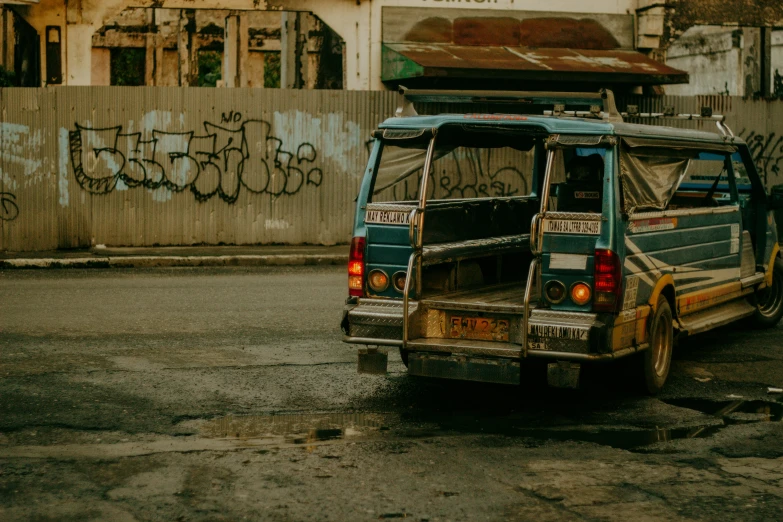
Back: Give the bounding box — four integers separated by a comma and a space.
1, 88, 782, 252
0, 87, 396, 252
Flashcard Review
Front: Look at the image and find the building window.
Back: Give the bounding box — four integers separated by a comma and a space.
264, 52, 281, 88
45, 26, 62, 85
110, 48, 146, 86
197, 50, 222, 87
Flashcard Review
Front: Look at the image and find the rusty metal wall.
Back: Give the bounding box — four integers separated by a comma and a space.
1, 87, 782, 252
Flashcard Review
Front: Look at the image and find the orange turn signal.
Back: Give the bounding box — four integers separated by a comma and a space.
368, 270, 389, 292
348, 275, 363, 291
571, 282, 592, 305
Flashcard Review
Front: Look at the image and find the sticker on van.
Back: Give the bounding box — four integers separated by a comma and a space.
543, 219, 601, 235
366, 210, 411, 225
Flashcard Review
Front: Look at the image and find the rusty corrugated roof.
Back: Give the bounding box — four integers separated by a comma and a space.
382, 43, 689, 86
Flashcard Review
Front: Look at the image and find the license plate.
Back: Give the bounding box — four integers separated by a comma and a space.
528, 339, 547, 351
449, 316, 509, 342
528, 324, 589, 341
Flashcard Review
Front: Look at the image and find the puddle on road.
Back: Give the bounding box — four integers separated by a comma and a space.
201, 413, 394, 445
199, 398, 783, 451
662, 398, 783, 422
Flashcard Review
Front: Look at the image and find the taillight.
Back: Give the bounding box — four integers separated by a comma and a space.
570, 282, 592, 306
593, 249, 622, 312
348, 236, 366, 297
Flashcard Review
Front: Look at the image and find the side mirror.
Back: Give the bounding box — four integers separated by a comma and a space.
770, 185, 783, 210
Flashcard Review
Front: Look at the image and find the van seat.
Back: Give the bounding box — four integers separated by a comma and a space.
422, 234, 530, 266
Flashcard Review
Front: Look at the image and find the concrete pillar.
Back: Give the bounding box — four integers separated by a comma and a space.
154, 31, 164, 86
281, 11, 296, 89
224, 14, 239, 88
742, 27, 762, 97
281, 11, 308, 89
0, 8, 10, 69
178, 10, 189, 86
298, 13, 309, 89
145, 32, 155, 86
189, 29, 199, 86
761, 26, 772, 97
238, 12, 249, 88
65, 24, 94, 85
142, 8, 165, 86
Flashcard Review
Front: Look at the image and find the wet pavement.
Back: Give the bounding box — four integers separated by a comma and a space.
2, 266, 783, 521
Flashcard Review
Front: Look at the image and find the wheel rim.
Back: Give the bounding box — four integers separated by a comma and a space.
652, 315, 672, 376
756, 273, 783, 318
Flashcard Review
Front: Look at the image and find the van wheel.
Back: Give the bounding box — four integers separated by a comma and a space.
641, 296, 673, 394
751, 258, 783, 328
399, 348, 409, 368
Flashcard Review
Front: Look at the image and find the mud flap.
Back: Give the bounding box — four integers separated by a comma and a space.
358, 347, 388, 375
547, 361, 581, 389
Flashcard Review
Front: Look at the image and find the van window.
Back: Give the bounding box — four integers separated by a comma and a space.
619, 139, 738, 214
551, 150, 605, 213
370, 126, 538, 203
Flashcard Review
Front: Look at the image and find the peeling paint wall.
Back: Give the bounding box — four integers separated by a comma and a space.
665, 26, 783, 97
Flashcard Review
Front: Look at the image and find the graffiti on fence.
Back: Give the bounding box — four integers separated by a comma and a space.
1, 122, 45, 222
739, 129, 783, 186
0, 192, 19, 221
70, 116, 324, 204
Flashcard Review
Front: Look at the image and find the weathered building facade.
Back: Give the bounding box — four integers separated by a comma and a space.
3, 1, 779, 93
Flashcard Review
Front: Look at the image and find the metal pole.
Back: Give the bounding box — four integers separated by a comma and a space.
416, 131, 438, 249
522, 258, 538, 358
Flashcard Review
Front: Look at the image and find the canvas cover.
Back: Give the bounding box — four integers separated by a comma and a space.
618, 137, 735, 214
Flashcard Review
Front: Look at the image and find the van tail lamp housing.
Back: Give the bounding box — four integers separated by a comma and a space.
392, 271, 407, 293
570, 282, 592, 306
544, 280, 566, 304
593, 249, 622, 312
348, 236, 366, 297
368, 269, 389, 292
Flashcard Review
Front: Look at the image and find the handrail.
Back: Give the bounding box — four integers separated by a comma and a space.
401, 131, 438, 347
407, 208, 418, 248
401, 251, 420, 350
530, 214, 542, 255
414, 133, 438, 249
522, 147, 556, 355
521, 258, 539, 358
716, 120, 735, 138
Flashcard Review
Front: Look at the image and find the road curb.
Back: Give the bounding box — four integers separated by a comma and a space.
0, 254, 348, 270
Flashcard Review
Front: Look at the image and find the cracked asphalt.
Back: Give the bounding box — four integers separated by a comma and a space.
2, 266, 783, 521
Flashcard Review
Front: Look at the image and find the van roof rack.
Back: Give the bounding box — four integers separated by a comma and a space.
396, 86, 623, 122
618, 105, 733, 137
395, 87, 734, 138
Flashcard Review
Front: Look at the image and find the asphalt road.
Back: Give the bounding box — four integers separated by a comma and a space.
2, 266, 783, 521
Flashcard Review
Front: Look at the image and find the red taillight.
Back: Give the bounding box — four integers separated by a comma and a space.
593, 249, 622, 312
348, 236, 366, 297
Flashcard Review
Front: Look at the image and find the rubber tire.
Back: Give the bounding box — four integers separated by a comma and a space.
751, 257, 783, 328
641, 296, 673, 395
399, 348, 409, 368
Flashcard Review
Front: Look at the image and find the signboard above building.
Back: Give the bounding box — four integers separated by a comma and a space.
380, 6, 687, 89
382, 6, 635, 49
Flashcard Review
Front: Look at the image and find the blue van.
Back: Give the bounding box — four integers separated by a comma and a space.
341, 89, 782, 393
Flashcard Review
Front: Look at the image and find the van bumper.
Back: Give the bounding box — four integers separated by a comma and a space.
342, 298, 648, 362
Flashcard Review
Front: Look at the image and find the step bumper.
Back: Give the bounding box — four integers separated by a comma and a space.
342, 299, 617, 358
